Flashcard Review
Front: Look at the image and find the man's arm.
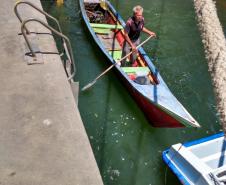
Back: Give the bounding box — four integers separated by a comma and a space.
142, 27, 156, 37
124, 32, 137, 52
124, 19, 137, 52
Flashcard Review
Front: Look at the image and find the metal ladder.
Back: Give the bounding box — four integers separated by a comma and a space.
14, 1, 62, 34
14, 1, 76, 82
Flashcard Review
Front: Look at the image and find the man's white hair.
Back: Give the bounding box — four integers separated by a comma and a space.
133, 5, 143, 14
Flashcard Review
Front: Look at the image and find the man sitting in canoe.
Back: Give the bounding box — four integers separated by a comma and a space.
121, 5, 156, 67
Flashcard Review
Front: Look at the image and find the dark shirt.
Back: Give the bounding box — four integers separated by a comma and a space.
125, 16, 144, 42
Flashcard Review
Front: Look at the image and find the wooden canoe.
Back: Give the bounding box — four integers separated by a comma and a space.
79, 0, 200, 128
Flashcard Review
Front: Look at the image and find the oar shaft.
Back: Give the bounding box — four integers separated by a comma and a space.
82, 36, 153, 91
118, 35, 152, 63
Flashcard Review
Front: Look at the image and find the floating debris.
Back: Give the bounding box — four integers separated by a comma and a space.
112, 132, 118, 136
112, 169, 120, 176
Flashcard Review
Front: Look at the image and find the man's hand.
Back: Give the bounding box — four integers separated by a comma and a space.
124, 33, 138, 53
149, 31, 156, 37
143, 27, 156, 38
131, 44, 138, 53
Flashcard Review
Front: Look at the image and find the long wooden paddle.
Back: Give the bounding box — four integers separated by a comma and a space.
81, 36, 153, 91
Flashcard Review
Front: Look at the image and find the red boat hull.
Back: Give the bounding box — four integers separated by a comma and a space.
120, 75, 184, 127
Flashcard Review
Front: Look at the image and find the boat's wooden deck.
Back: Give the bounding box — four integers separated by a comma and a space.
96, 33, 121, 51
95, 29, 156, 84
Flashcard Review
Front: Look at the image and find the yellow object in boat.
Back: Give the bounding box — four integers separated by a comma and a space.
56, 0, 64, 6
100, 0, 108, 10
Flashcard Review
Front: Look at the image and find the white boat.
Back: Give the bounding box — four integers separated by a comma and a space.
162, 132, 226, 185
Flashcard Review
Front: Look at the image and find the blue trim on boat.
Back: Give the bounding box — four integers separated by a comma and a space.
162, 151, 190, 185
183, 132, 224, 147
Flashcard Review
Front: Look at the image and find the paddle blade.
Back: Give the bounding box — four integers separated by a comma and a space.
81, 80, 96, 91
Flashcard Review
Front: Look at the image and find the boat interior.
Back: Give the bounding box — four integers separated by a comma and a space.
84, 2, 159, 85
188, 137, 226, 184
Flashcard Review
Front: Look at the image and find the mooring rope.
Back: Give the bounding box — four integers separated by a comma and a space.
193, 0, 226, 133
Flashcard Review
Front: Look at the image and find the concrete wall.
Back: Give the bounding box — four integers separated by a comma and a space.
0, 0, 103, 184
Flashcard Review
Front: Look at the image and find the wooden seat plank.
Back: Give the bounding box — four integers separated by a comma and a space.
90, 23, 123, 29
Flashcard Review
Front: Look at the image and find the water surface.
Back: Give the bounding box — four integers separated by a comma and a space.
42, 0, 221, 184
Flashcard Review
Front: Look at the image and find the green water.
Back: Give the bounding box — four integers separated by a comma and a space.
42, 0, 222, 184
216, 0, 226, 36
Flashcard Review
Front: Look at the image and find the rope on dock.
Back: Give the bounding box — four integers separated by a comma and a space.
193, 0, 226, 131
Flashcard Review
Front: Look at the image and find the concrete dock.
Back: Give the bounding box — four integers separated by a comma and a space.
0, 0, 103, 184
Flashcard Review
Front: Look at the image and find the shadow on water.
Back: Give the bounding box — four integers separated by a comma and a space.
41, 0, 223, 184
